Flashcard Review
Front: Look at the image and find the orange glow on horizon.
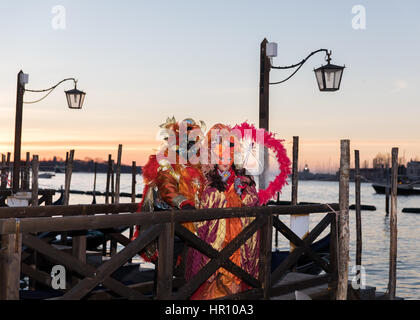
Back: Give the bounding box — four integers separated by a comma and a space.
0, 138, 419, 172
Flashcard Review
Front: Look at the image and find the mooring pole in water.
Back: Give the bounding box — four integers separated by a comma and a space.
336, 139, 350, 300
31, 155, 39, 207
354, 150, 362, 295
1, 154, 5, 190
290, 136, 308, 255
92, 162, 97, 204
60, 151, 72, 244
64, 150, 74, 205
24, 152, 30, 190
388, 147, 398, 299
130, 161, 136, 241
110, 144, 122, 257
115, 144, 122, 205
385, 163, 390, 215
6, 152, 11, 189
103, 154, 112, 256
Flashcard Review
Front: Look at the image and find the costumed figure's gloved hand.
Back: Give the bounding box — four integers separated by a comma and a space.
234, 176, 248, 195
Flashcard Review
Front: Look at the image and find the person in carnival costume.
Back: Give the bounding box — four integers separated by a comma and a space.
186, 123, 260, 300
132, 117, 205, 267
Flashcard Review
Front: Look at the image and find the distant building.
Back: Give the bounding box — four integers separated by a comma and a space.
407, 161, 420, 180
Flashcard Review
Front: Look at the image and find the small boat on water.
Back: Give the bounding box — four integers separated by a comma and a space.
38, 172, 55, 179
372, 183, 420, 195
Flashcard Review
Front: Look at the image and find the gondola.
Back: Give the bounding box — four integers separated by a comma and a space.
372, 183, 420, 195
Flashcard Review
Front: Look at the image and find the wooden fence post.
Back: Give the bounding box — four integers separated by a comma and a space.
156, 222, 174, 299
336, 139, 350, 300
0, 229, 22, 300
354, 150, 362, 292
259, 212, 272, 299
388, 147, 398, 299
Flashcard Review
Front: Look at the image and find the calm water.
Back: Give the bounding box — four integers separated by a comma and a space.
38, 173, 420, 299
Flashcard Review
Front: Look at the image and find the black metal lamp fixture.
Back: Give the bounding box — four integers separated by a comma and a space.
313, 51, 345, 92
24, 77, 86, 109
268, 45, 345, 92
65, 81, 86, 109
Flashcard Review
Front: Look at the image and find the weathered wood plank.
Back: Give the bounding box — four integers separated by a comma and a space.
0, 203, 138, 219
0, 233, 22, 300
354, 150, 362, 297
336, 139, 350, 300
0, 204, 339, 235
388, 147, 398, 299
259, 213, 272, 299
156, 222, 174, 299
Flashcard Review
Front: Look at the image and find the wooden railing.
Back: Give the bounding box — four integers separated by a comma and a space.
0, 202, 339, 300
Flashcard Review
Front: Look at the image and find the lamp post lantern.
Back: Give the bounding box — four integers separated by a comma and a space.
65, 83, 86, 109
12, 71, 85, 192
314, 51, 345, 92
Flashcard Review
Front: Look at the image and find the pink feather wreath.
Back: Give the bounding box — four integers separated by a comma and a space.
232, 122, 291, 205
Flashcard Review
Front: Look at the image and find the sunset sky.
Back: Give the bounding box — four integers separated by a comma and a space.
0, 0, 419, 172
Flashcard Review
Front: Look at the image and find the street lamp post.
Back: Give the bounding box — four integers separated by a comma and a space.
257, 38, 345, 299
12, 70, 86, 192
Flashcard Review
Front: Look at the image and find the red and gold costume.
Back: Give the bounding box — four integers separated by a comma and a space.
133, 117, 205, 261
186, 124, 260, 300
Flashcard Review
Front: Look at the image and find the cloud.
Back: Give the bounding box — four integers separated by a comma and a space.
391, 79, 408, 93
